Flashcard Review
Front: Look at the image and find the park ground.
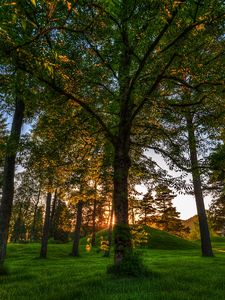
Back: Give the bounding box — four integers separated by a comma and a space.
0, 232, 225, 300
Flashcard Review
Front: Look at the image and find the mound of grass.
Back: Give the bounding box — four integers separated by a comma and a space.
83, 226, 198, 250
211, 236, 225, 243
145, 227, 198, 250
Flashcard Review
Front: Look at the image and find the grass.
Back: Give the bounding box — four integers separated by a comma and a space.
143, 226, 198, 250
0, 234, 225, 300
85, 226, 199, 250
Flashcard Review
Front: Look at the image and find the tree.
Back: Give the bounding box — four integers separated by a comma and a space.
0, 0, 54, 266
208, 144, 225, 236
0, 71, 25, 266
11, 215, 26, 243
155, 185, 188, 236
71, 199, 83, 257
186, 109, 213, 255
51, 196, 72, 243
138, 191, 156, 226
208, 144, 225, 193
1, 0, 224, 268
40, 191, 52, 258
209, 195, 225, 237
0, 113, 7, 194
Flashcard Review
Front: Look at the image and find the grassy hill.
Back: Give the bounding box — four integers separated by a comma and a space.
182, 215, 198, 232
143, 227, 198, 250
81, 226, 199, 250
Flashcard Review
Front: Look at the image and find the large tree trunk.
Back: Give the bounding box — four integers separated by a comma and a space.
186, 112, 213, 257
0, 97, 25, 267
71, 200, 83, 257
113, 139, 132, 266
112, 11, 133, 265
40, 192, 52, 258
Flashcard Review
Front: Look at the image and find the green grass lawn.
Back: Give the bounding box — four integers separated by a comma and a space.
1, 236, 225, 300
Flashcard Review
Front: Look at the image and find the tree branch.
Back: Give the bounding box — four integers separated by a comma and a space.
147, 146, 192, 173
129, 8, 179, 91
85, 37, 118, 80
130, 52, 177, 123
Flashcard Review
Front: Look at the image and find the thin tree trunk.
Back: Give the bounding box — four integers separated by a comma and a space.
40, 192, 52, 258
108, 201, 114, 248
91, 183, 97, 247
186, 112, 213, 257
221, 223, 225, 237
103, 200, 114, 257
0, 96, 25, 267
71, 200, 83, 257
30, 187, 41, 241
50, 189, 57, 238
129, 197, 135, 225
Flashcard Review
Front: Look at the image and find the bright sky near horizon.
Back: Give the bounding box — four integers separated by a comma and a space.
145, 151, 212, 220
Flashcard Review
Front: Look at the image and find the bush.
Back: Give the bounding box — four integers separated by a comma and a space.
53, 231, 70, 243
131, 225, 150, 248
107, 252, 150, 277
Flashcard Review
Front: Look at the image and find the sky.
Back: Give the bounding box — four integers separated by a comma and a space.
135, 182, 204, 221
144, 151, 212, 220
174, 193, 211, 220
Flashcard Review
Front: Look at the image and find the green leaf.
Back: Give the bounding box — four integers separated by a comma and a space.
12, 14, 17, 24
21, 19, 26, 31
30, 0, 36, 7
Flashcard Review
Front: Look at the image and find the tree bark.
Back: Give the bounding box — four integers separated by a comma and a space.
40, 192, 52, 258
0, 96, 25, 266
108, 200, 114, 248
30, 187, 41, 241
103, 200, 114, 257
221, 223, 225, 237
186, 112, 213, 257
50, 189, 58, 238
91, 183, 97, 247
113, 139, 132, 265
71, 200, 83, 257
131, 198, 135, 225
112, 7, 134, 265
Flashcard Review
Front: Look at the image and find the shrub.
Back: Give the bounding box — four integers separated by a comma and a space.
107, 252, 150, 277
